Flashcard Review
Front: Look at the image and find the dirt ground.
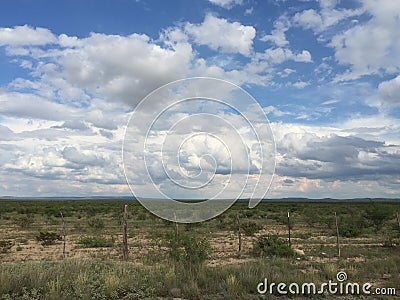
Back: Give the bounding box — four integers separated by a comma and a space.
0, 222, 388, 267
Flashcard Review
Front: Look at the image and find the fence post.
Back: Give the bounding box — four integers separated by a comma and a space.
122, 204, 129, 261
334, 212, 341, 258
397, 212, 400, 232
174, 212, 179, 242
287, 211, 291, 247
60, 211, 66, 259
236, 212, 242, 257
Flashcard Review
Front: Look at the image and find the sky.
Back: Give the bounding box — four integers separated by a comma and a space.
0, 0, 399, 199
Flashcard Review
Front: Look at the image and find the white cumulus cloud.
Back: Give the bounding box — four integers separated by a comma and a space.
330, 0, 400, 80
0, 25, 57, 46
185, 14, 256, 56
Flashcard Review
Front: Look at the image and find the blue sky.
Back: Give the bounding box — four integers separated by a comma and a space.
0, 0, 399, 199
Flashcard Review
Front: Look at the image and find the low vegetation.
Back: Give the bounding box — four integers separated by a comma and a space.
253, 234, 294, 257
240, 221, 263, 236
77, 236, 115, 248
36, 231, 62, 246
0, 240, 13, 253
0, 199, 399, 299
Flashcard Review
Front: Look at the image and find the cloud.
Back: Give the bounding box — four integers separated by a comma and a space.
293, 9, 323, 31
0, 25, 57, 46
260, 15, 290, 47
245, 7, 254, 15
208, 0, 243, 9
185, 14, 256, 56
378, 75, 400, 105
62, 146, 105, 167
256, 48, 312, 64
293, 81, 310, 89
293, 5, 363, 34
274, 123, 400, 182
283, 178, 294, 184
4, 30, 199, 111
319, 0, 338, 9
263, 106, 290, 117
321, 99, 340, 105
0, 125, 14, 141
0, 92, 78, 120
53, 120, 89, 131
0, 16, 398, 199
59, 32, 194, 105
330, 0, 400, 80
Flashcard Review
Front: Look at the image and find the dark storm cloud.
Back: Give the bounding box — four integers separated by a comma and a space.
277, 134, 400, 181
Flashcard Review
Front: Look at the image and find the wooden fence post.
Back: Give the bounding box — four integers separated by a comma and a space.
397, 212, 400, 232
122, 204, 129, 261
334, 212, 341, 258
174, 212, 179, 242
287, 211, 291, 247
60, 211, 66, 259
236, 212, 242, 257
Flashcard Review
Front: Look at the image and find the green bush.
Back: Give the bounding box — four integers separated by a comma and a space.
365, 205, 393, 231
14, 215, 34, 228
338, 211, 369, 237
252, 234, 294, 257
339, 219, 363, 237
241, 221, 263, 236
0, 240, 13, 253
215, 215, 235, 230
78, 236, 115, 248
36, 231, 62, 246
164, 232, 211, 267
87, 217, 105, 229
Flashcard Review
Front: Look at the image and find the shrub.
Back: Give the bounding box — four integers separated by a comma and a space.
216, 215, 235, 230
36, 232, 62, 246
365, 205, 393, 231
339, 219, 363, 237
338, 211, 369, 237
16, 238, 28, 245
0, 240, 13, 253
164, 232, 211, 268
383, 235, 397, 248
87, 217, 105, 230
241, 221, 263, 236
14, 215, 34, 228
252, 234, 294, 257
78, 236, 115, 248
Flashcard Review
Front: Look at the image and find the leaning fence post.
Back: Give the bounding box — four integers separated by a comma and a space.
287, 211, 291, 247
334, 212, 341, 258
60, 211, 66, 259
122, 204, 129, 261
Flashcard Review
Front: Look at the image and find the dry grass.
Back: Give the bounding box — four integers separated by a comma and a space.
0, 200, 399, 298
